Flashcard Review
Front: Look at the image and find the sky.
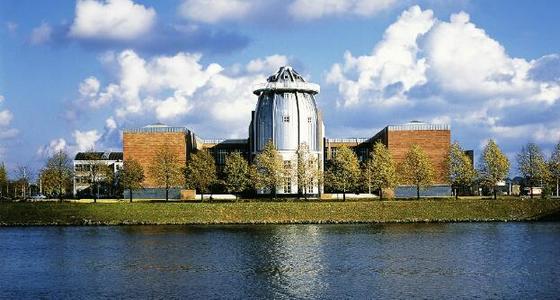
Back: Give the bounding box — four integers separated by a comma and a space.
1, 0, 559, 176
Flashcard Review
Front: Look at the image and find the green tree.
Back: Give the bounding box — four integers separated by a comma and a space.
550, 141, 560, 197
184, 150, 217, 201
447, 142, 476, 199
517, 143, 550, 198
0, 162, 7, 199
253, 140, 284, 198
295, 143, 321, 200
365, 141, 398, 199
401, 144, 434, 200
478, 139, 510, 200
121, 159, 145, 202
223, 152, 250, 200
149, 146, 183, 202
324, 145, 360, 201
42, 150, 73, 202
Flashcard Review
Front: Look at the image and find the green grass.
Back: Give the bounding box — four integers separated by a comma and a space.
1, 198, 559, 226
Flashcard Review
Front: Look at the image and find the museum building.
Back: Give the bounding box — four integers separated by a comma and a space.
115, 66, 452, 198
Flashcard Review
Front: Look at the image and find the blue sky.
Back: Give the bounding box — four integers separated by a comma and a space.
1, 0, 559, 176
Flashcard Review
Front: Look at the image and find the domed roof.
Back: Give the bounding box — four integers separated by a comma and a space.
253, 66, 320, 95
267, 66, 306, 83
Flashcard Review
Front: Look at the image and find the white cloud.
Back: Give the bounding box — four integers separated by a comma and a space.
0, 110, 13, 127
74, 50, 291, 139
6, 22, 18, 33
178, 0, 398, 23
69, 0, 156, 40
326, 5, 434, 106
179, 0, 252, 23
37, 138, 67, 158
73, 130, 102, 152
246, 55, 290, 74
30, 22, 52, 45
326, 5, 560, 154
289, 0, 397, 20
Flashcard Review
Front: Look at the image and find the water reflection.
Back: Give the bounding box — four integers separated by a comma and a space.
1, 223, 559, 299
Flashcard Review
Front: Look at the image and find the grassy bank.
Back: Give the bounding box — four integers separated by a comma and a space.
1, 198, 560, 226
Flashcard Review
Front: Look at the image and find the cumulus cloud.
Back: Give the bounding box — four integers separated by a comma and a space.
180, 0, 252, 23
325, 5, 560, 156
289, 0, 398, 20
0, 95, 18, 161
73, 129, 102, 152
30, 22, 53, 45
70, 50, 293, 141
36, 138, 67, 158
178, 0, 398, 23
69, 0, 156, 40
326, 5, 434, 107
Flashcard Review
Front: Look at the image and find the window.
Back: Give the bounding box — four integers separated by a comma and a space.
307, 117, 312, 123
307, 183, 314, 194
283, 116, 290, 122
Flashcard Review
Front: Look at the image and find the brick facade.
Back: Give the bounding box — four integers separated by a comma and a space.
123, 131, 188, 188
386, 129, 450, 184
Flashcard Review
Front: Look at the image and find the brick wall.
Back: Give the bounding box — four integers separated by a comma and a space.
387, 130, 450, 184
123, 132, 187, 188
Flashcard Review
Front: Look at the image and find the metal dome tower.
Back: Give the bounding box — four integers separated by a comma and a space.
250, 66, 324, 195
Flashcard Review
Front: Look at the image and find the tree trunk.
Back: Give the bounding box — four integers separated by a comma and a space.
165, 183, 169, 202
493, 186, 497, 200
343, 187, 346, 202
379, 188, 383, 200
455, 187, 458, 200
556, 177, 559, 197
416, 185, 420, 200
530, 181, 534, 199
129, 188, 133, 203
201, 192, 204, 202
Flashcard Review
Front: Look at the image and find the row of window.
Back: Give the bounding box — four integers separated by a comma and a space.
282, 116, 313, 123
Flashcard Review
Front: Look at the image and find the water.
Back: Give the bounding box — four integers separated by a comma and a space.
1, 223, 559, 299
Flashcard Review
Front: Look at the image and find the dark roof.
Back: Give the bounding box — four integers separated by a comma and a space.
75, 152, 123, 161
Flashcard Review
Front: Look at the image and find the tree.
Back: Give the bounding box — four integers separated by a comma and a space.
0, 162, 7, 199
447, 142, 476, 200
82, 151, 112, 203
324, 145, 360, 201
15, 165, 32, 200
517, 143, 550, 198
223, 152, 250, 200
149, 146, 183, 201
253, 140, 284, 198
478, 139, 510, 200
401, 144, 434, 200
365, 141, 398, 199
121, 159, 145, 202
42, 150, 73, 202
184, 150, 217, 201
295, 143, 321, 200
549, 141, 560, 197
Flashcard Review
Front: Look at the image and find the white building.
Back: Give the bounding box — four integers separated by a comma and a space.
73, 152, 123, 197
250, 66, 325, 195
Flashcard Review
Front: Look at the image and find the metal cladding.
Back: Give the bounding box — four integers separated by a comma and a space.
253, 66, 324, 153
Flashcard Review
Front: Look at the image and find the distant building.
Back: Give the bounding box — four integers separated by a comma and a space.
73, 152, 123, 197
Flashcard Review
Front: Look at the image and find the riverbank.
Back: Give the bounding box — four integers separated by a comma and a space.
1, 198, 560, 226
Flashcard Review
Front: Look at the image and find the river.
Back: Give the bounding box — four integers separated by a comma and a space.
1, 223, 559, 299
